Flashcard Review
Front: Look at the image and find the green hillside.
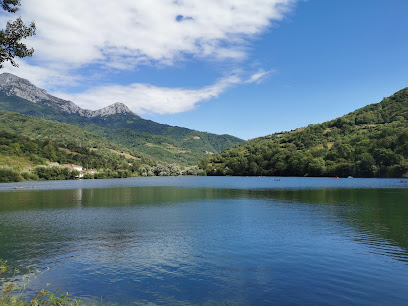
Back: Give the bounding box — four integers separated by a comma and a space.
0, 128, 144, 182
0, 111, 207, 181
0, 94, 243, 164
200, 88, 408, 178
0, 110, 152, 161
0, 110, 158, 169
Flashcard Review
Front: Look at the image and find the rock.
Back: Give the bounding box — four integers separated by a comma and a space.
87, 102, 132, 117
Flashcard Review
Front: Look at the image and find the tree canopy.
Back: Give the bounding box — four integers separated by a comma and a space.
0, 0, 36, 68
200, 87, 408, 178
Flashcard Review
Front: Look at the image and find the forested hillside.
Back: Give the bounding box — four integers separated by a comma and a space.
0, 110, 152, 162
0, 112, 205, 182
200, 88, 408, 178
0, 92, 243, 164
0, 111, 155, 181
1, 129, 134, 168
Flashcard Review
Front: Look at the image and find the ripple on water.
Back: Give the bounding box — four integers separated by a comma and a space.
0, 179, 408, 304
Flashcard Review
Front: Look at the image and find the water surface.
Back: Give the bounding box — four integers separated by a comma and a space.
0, 177, 407, 304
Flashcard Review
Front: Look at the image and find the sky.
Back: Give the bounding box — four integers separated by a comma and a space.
1, 0, 408, 140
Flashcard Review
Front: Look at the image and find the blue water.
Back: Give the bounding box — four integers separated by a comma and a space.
1, 176, 407, 192
0, 177, 408, 305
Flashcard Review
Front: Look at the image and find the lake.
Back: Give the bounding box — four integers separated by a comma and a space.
1, 177, 408, 305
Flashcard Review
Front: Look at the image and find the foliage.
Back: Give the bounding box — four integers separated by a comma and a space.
20, 170, 38, 181
0, 111, 157, 167
0, 165, 22, 182
0, 128, 206, 182
201, 87, 408, 178
34, 165, 79, 180
83, 164, 204, 179
0, 95, 243, 164
0, 111, 210, 182
0, 128, 146, 169
0, 0, 36, 68
91, 168, 131, 179
0, 110, 153, 162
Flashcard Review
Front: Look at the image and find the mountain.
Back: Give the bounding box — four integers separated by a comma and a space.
0, 73, 243, 164
199, 87, 408, 178
0, 73, 134, 117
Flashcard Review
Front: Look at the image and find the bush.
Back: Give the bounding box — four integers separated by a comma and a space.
387, 163, 408, 178
21, 171, 39, 181
0, 166, 23, 182
183, 165, 206, 176
83, 173, 94, 179
151, 164, 182, 176
138, 164, 155, 177
34, 165, 79, 180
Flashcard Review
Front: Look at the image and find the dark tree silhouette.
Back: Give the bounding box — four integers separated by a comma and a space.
0, 0, 36, 68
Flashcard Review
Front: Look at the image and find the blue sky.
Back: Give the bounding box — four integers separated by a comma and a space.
2, 0, 408, 140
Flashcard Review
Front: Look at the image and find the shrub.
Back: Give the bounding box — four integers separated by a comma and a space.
0, 166, 23, 182
21, 171, 39, 181
34, 165, 79, 180
83, 173, 94, 179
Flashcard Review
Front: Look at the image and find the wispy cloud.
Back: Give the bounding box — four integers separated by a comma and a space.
54, 70, 273, 114
244, 69, 275, 84
1, 62, 81, 89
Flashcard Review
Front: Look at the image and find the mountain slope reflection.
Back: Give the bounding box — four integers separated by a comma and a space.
0, 184, 408, 304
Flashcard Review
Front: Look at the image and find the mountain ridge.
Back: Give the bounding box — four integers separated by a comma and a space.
0, 73, 134, 117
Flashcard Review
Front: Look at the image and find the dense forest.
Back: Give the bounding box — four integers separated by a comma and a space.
200, 88, 408, 178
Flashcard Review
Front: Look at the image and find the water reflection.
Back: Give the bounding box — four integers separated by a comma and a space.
1, 187, 408, 263
0, 182, 408, 304
254, 188, 408, 257
0, 187, 236, 210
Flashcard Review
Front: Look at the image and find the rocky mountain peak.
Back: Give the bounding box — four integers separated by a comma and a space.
86, 102, 133, 117
0, 73, 50, 103
0, 73, 135, 118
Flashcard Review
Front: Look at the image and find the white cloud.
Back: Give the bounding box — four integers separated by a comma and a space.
1, 62, 81, 89
4, 0, 295, 69
0, 1, 294, 115
54, 70, 272, 115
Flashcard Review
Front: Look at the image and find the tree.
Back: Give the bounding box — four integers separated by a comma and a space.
307, 157, 326, 177
356, 153, 377, 177
0, 0, 36, 68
